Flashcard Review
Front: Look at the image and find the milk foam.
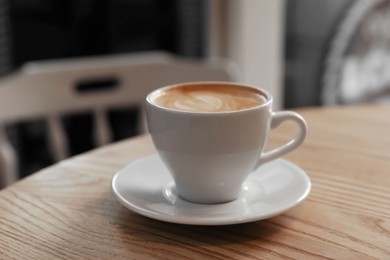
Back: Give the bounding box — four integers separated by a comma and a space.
152, 84, 267, 112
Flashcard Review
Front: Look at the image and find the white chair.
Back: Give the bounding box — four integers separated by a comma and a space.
0, 51, 238, 187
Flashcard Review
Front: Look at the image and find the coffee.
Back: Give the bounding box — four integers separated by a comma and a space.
150, 83, 267, 112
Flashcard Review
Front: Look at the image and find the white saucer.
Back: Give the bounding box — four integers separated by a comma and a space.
112, 154, 311, 225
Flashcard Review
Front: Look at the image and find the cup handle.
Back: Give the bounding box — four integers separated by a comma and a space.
253, 111, 307, 169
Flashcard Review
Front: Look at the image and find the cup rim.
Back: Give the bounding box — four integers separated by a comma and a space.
146, 81, 273, 114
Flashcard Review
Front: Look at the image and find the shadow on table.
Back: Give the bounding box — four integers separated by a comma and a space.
102, 193, 296, 256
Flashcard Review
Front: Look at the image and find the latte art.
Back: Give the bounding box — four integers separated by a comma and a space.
173, 93, 224, 112
152, 84, 266, 112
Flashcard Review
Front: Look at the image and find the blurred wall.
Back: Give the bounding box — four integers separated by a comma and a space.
208, 0, 285, 109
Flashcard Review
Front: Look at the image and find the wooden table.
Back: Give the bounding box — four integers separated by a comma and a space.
1, 105, 389, 259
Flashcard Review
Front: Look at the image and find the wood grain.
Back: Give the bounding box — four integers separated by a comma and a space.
1, 105, 389, 259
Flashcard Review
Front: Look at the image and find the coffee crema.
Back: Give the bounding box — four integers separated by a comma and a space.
151, 84, 267, 112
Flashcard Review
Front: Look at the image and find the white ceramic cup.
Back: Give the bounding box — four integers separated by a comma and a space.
146, 82, 307, 204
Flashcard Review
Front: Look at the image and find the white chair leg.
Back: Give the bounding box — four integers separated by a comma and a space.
0, 125, 18, 187
94, 108, 112, 147
47, 115, 69, 162
137, 105, 148, 135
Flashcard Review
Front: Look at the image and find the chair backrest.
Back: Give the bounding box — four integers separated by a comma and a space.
0, 51, 238, 187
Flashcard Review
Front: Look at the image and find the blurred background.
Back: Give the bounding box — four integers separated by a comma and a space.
1, 0, 389, 180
